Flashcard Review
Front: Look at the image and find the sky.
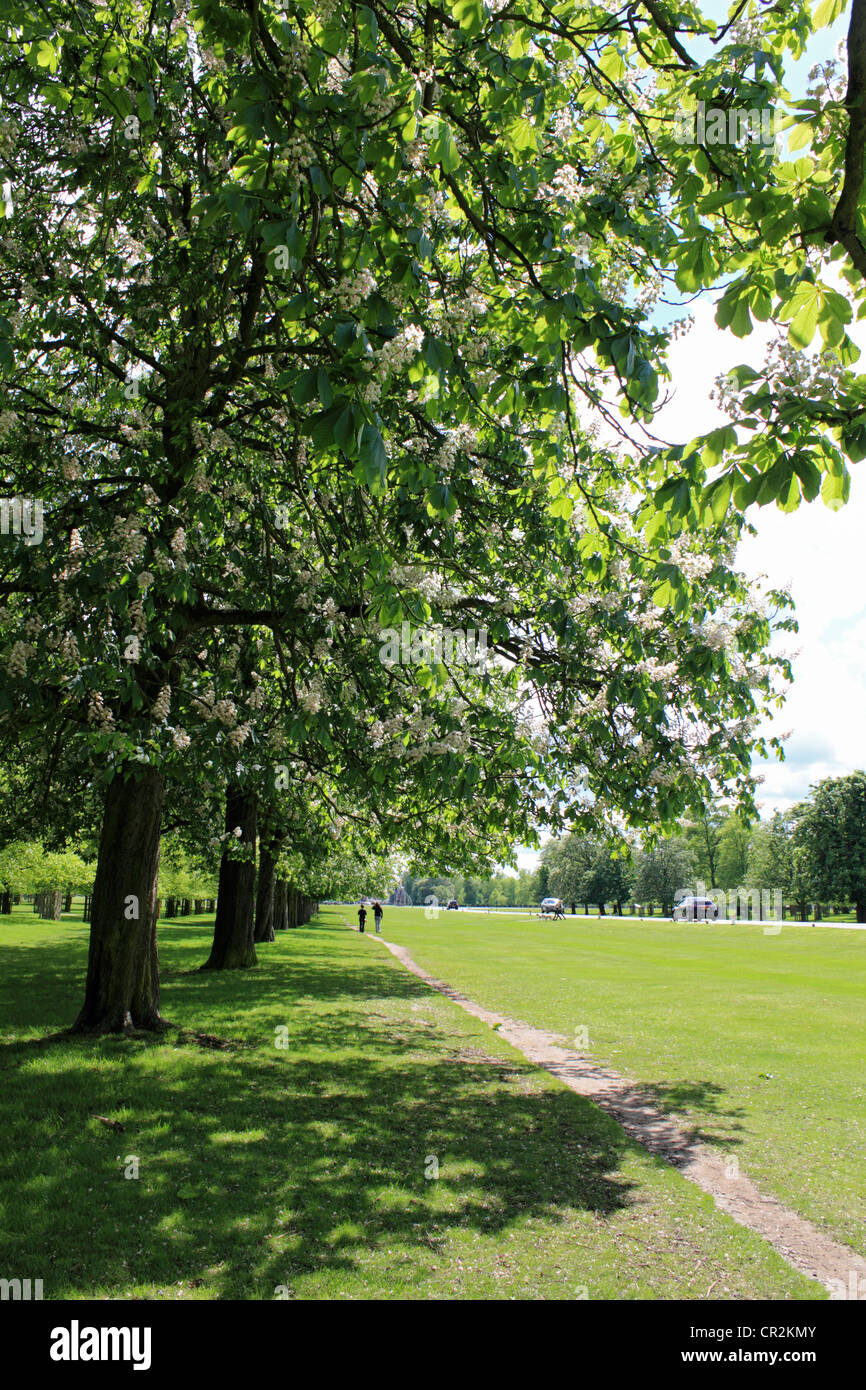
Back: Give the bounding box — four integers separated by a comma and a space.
511, 5, 858, 874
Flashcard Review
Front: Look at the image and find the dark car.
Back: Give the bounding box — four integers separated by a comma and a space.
447, 899, 459, 910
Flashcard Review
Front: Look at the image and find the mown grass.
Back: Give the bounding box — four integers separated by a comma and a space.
375, 907, 866, 1257
0, 905, 825, 1300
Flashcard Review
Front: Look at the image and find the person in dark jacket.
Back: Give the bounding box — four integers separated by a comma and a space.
357, 904, 367, 933
372, 901, 383, 934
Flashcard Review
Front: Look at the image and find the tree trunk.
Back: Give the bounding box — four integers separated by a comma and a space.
63, 891, 72, 913
273, 879, 288, 932
37, 890, 62, 920
202, 784, 258, 970
857, 899, 866, 924
0, 890, 10, 914
72, 766, 165, 1034
254, 845, 277, 943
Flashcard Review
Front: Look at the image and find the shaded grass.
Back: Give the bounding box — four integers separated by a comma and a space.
0, 907, 823, 1300
376, 908, 866, 1257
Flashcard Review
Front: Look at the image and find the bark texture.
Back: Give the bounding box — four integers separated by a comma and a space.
202, 784, 258, 969
254, 844, 277, 943
273, 878, 288, 932
72, 767, 165, 1033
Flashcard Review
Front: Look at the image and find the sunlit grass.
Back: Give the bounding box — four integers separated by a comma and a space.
0, 906, 825, 1300
376, 906, 866, 1255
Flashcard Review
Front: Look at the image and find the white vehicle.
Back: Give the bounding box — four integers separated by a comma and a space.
672, 895, 719, 921
540, 896, 565, 917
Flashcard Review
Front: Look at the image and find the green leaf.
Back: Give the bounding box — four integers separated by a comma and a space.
35, 39, 58, 72
780, 282, 820, 349
508, 117, 538, 153
652, 579, 675, 608
292, 368, 319, 406
309, 165, 330, 196
334, 407, 356, 455
704, 474, 732, 524
777, 474, 801, 512
813, 0, 846, 28
452, 0, 484, 35
842, 423, 866, 463
786, 122, 813, 152
788, 298, 819, 348
701, 426, 737, 469
791, 453, 821, 501
821, 467, 849, 510
425, 483, 458, 517
424, 117, 461, 173
359, 424, 388, 490
317, 368, 333, 409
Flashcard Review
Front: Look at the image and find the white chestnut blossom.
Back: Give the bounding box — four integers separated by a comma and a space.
151, 685, 171, 723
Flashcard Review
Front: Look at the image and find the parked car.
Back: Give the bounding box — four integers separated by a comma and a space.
540, 896, 565, 918
447, 899, 458, 910
672, 895, 719, 921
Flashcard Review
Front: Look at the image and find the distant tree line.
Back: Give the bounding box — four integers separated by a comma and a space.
400, 773, 866, 922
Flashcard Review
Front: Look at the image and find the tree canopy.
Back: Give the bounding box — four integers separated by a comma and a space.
2, 0, 864, 1025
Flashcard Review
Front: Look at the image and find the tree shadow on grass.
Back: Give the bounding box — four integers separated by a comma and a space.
0, 926, 645, 1299
640, 1079, 747, 1149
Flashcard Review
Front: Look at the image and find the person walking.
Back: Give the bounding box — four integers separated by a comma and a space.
357, 903, 367, 933
372, 900, 383, 934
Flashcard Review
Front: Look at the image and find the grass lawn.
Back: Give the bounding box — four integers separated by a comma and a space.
0, 905, 824, 1300
374, 907, 866, 1257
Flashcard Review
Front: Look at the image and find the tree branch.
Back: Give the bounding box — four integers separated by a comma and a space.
826, 0, 866, 280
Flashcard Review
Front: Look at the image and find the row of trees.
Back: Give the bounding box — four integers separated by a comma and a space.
396, 868, 540, 908
0, 840, 92, 915
538, 773, 866, 921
